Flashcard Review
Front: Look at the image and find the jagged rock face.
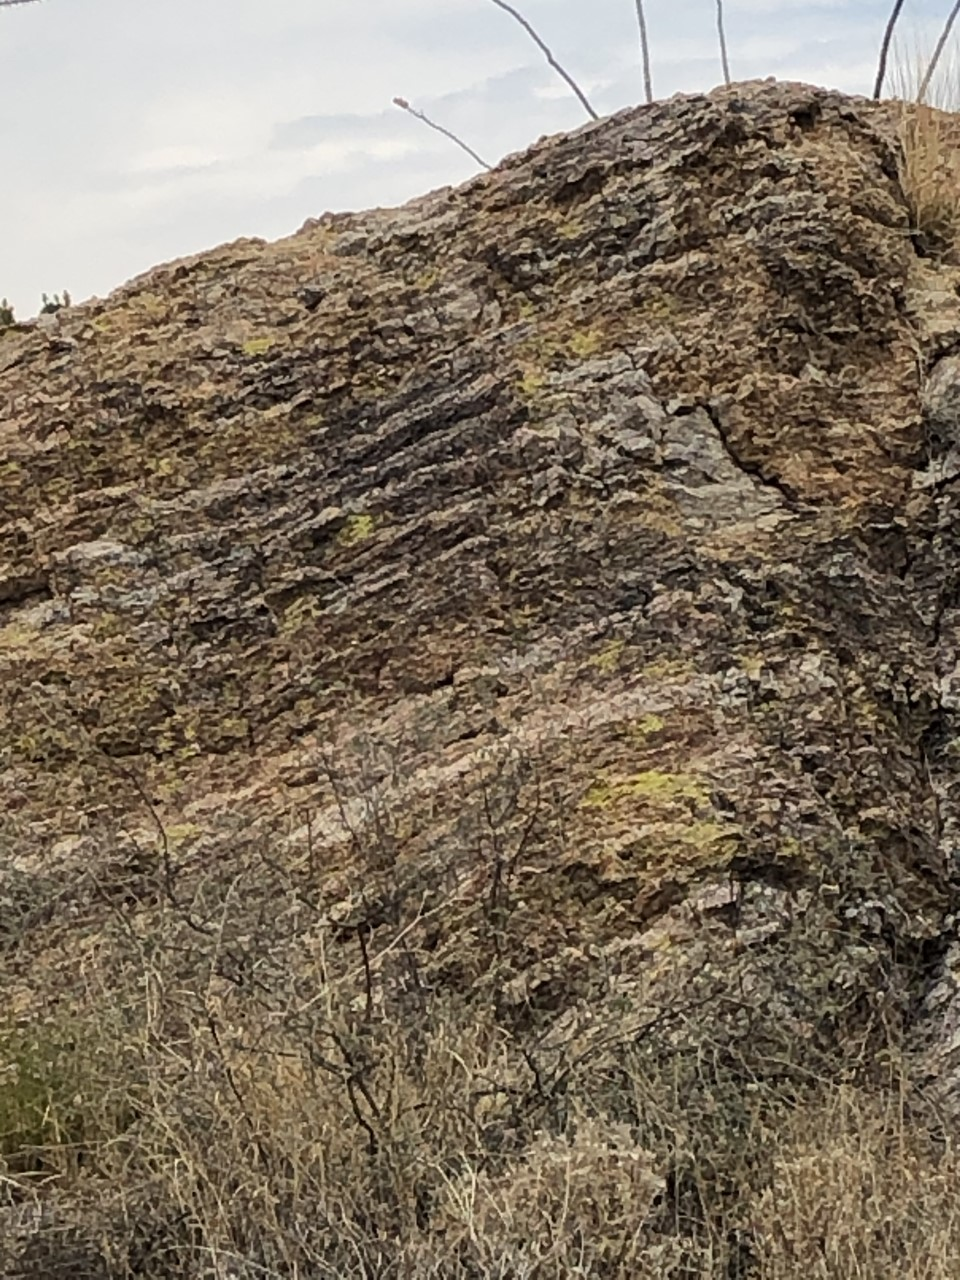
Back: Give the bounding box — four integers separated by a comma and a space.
1, 80, 959, 1102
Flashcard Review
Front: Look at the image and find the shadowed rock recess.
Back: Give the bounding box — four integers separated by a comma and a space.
5, 76, 960, 1271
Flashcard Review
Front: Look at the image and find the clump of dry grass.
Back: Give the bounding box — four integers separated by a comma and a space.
891, 45, 960, 257
748, 1085, 960, 1278
896, 105, 960, 257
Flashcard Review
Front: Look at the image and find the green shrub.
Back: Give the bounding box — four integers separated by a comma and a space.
40, 289, 71, 315
0, 1014, 136, 1177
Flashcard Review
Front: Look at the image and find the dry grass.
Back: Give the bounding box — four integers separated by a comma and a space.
896, 102, 960, 256
750, 1086, 960, 1279
890, 44, 960, 257
1, 974, 959, 1278
0, 729, 955, 1279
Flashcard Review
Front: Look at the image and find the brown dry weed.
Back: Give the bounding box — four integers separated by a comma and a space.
0, 729, 957, 1278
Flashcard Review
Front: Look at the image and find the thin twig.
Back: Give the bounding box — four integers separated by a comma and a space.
392, 97, 492, 170
634, 0, 654, 104
919, 0, 960, 104
716, 0, 731, 85
873, 0, 907, 98
357, 923, 374, 1023
488, 0, 599, 120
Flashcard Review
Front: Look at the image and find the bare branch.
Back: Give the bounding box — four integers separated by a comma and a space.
874, 0, 907, 98
919, 0, 960, 103
393, 97, 492, 171
634, 0, 654, 104
487, 0, 599, 120
716, 0, 732, 85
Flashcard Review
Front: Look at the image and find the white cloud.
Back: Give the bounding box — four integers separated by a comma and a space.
129, 147, 222, 175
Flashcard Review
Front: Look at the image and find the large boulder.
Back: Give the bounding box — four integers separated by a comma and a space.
3, 77, 960, 1275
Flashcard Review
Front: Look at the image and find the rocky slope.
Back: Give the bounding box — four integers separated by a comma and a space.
3, 77, 960, 1274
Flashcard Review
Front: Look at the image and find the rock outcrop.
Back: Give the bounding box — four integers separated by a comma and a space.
3, 77, 960, 1274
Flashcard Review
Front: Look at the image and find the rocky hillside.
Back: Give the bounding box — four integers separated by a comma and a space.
3, 77, 960, 1277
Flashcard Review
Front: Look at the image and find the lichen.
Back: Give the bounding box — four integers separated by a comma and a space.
555, 218, 586, 241
280, 594, 322, 634
581, 769, 711, 810
638, 656, 696, 681
241, 336, 276, 357
568, 330, 603, 358
631, 712, 665, 739
517, 367, 546, 398
589, 639, 625, 674
336, 513, 376, 546
413, 267, 439, 290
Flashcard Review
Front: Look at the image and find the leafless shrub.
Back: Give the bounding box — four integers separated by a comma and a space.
918, 0, 960, 104
0, 712, 954, 1277
874, 0, 907, 98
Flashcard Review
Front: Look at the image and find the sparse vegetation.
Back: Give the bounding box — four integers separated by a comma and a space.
0, 290, 72, 327
896, 102, 960, 256
0, 729, 955, 1277
40, 289, 71, 314
890, 49, 960, 258
5, 4, 960, 1279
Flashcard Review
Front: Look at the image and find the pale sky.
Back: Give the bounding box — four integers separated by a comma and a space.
0, 0, 953, 319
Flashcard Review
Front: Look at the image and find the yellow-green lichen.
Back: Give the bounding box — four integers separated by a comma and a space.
413, 267, 440, 290
241, 336, 277, 357
618, 817, 742, 869
638, 656, 697, 683
517, 367, 546, 398
581, 769, 710, 810
165, 822, 204, 847
740, 653, 765, 680
568, 329, 603, 358
637, 290, 690, 322
0, 623, 46, 653
589, 639, 625, 674
144, 455, 179, 479
630, 712, 665, 741
555, 218, 586, 241
280, 594, 322, 634
336, 513, 376, 546
131, 292, 168, 321
90, 611, 125, 642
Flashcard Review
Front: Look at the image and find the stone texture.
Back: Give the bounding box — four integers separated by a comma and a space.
3, 76, 960, 1167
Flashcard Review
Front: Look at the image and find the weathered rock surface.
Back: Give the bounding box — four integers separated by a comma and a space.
4, 75, 960, 1268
